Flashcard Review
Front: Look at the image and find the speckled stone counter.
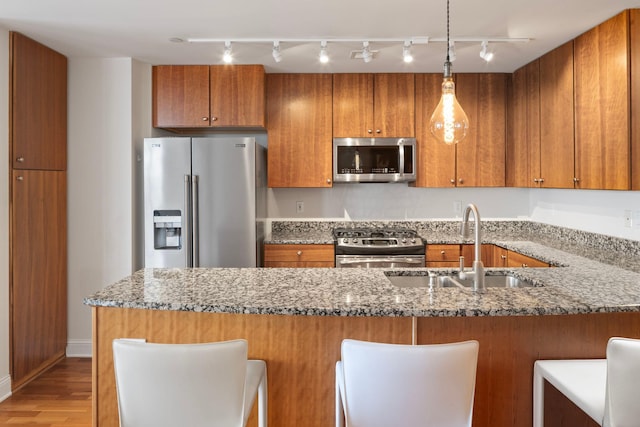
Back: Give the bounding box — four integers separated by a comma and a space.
85, 220, 640, 317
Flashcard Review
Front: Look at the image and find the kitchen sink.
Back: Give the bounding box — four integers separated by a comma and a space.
385, 272, 538, 289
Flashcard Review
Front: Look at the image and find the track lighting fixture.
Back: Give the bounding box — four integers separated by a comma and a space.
429, 0, 469, 145
448, 40, 456, 61
479, 41, 494, 62
362, 41, 373, 63
319, 41, 329, 64
272, 41, 282, 63
402, 41, 414, 63
222, 41, 233, 64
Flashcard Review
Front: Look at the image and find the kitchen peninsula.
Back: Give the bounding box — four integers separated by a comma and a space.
86, 221, 640, 427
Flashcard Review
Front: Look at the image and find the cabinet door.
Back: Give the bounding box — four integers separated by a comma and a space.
333, 74, 374, 137
11, 170, 67, 388
374, 74, 415, 137
507, 251, 549, 268
493, 246, 509, 267
507, 60, 540, 187
574, 11, 630, 190
152, 65, 210, 127
267, 74, 333, 188
461, 244, 495, 268
210, 65, 265, 127
414, 74, 456, 187
539, 41, 575, 188
456, 73, 507, 187
10, 32, 67, 171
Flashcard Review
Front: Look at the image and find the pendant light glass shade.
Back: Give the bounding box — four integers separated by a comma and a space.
430, 0, 469, 145
429, 74, 469, 145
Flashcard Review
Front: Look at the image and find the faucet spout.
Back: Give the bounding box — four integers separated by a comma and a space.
460, 203, 485, 292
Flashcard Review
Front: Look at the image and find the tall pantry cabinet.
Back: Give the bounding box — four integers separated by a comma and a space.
9, 32, 67, 390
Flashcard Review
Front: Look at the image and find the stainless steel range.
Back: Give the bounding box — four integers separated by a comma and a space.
333, 227, 425, 268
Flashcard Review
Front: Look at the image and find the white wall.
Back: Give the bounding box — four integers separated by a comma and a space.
269, 186, 531, 220
0, 27, 11, 401
530, 188, 640, 241
67, 58, 137, 356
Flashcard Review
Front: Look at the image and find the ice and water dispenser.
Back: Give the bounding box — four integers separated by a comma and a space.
153, 210, 182, 249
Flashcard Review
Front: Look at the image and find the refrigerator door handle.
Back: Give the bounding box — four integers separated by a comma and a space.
192, 175, 200, 267
184, 175, 192, 267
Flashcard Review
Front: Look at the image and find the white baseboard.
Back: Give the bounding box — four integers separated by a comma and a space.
0, 374, 11, 403
66, 339, 92, 358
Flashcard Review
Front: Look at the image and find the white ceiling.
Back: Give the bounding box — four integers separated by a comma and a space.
1, 0, 640, 73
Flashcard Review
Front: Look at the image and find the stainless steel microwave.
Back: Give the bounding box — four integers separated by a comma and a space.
333, 137, 416, 183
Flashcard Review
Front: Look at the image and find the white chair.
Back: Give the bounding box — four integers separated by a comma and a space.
335, 339, 479, 427
533, 337, 640, 427
112, 339, 267, 427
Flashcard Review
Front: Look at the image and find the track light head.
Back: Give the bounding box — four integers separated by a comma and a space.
319, 41, 329, 64
222, 41, 233, 63
272, 41, 282, 63
402, 41, 413, 63
362, 41, 373, 63
479, 40, 494, 62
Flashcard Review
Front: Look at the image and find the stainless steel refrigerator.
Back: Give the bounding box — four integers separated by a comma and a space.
143, 136, 266, 268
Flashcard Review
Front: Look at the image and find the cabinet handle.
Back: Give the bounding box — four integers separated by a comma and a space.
533, 178, 539, 183
16, 176, 23, 181
573, 177, 580, 183
539, 178, 544, 183
367, 129, 373, 134
522, 263, 528, 267
297, 251, 302, 256
458, 178, 464, 184
376, 129, 381, 134
16, 157, 24, 163
201, 117, 209, 121
450, 179, 455, 184
211, 116, 218, 122
501, 255, 507, 260
326, 178, 332, 184
440, 250, 445, 255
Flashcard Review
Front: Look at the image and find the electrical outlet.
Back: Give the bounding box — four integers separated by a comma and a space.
454, 201, 462, 216
296, 201, 304, 214
624, 210, 632, 228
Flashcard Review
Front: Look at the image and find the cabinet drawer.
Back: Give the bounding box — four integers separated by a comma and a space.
264, 244, 334, 263
507, 251, 549, 268
426, 261, 460, 268
426, 244, 461, 262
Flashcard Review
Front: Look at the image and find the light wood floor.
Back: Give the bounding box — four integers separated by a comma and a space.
0, 358, 92, 426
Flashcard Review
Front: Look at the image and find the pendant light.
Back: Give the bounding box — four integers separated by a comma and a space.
429, 0, 469, 145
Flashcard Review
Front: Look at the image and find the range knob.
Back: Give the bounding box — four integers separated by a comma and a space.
352, 238, 358, 244
402, 239, 407, 243
342, 238, 349, 244
411, 238, 416, 243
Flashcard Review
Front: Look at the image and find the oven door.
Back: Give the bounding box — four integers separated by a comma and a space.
335, 255, 425, 268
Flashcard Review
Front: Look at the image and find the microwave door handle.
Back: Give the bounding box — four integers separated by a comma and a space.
399, 144, 405, 176
184, 175, 192, 267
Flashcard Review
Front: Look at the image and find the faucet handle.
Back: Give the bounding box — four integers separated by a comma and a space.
458, 256, 468, 279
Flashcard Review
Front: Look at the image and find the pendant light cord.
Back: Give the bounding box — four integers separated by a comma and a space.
446, 0, 450, 62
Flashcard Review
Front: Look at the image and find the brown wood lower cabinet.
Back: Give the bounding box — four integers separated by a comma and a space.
10, 170, 67, 390
428, 243, 549, 268
263, 244, 334, 267
92, 307, 640, 427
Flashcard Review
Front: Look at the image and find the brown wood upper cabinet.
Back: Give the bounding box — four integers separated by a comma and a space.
508, 42, 575, 188
333, 73, 415, 137
574, 10, 633, 190
10, 32, 67, 171
266, 74, 333, 188
152, 65, 265, 129
415, 73, 506, 187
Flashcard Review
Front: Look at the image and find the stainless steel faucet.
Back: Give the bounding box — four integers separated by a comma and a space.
458, 203, 485, 292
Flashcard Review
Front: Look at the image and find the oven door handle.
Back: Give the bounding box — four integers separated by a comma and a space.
338, 257, 424, 265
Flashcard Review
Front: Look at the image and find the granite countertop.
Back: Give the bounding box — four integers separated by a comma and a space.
85, 221, 640, 317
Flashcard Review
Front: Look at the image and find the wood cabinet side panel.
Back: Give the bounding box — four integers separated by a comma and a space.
414, 73, 456, 187
332, 73, 374, 137
266, 74, 333, 187
10, 32, 67, 171
539, 41, 576, 188
374, 73, 415, 137
574, 11, 630, 190
456, 73, 507, 187
632, 9, 640, 190
210, 65, 265, 127
11, 170, 67, 386
94, 308, 411, 427
152, 65, 210, 127
416, 313, 640, 427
